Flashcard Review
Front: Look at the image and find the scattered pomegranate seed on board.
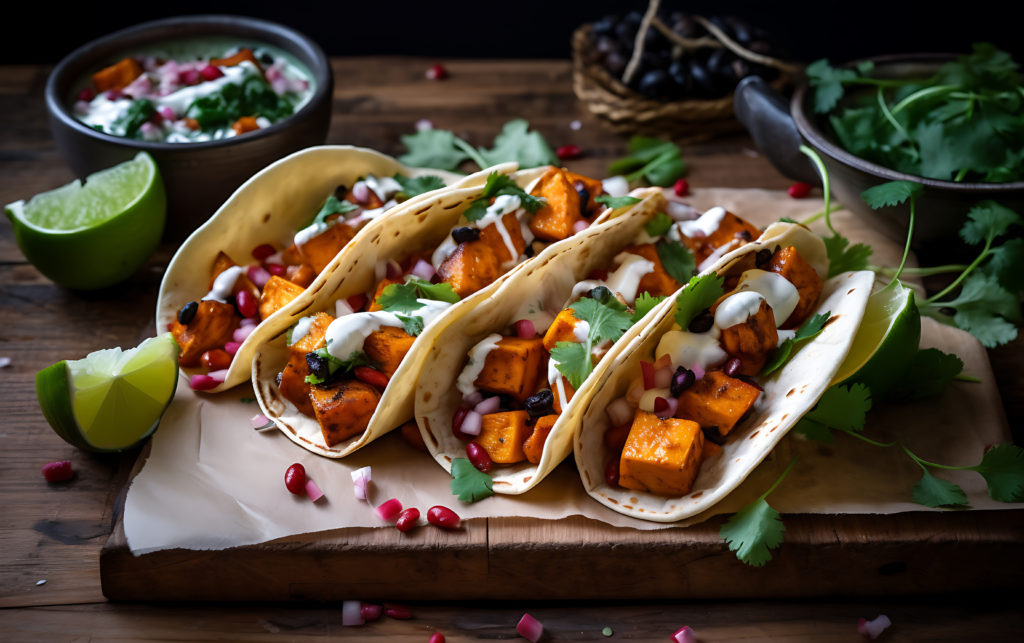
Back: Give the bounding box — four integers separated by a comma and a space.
42, 460, 73, 483
673, 178, 690, 196
556, 144, 581, 160
426, 505, 460, 529
395, 508, 420, 532
284, 463, 306, 495
426, 64, 448, 80
788, 181, 812, 198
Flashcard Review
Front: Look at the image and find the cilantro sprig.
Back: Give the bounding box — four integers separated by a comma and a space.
644, 212, 674, 237
464, 172, 545, 222
551, 295, 633, 389
656, 240, 696, 284
594, 195, 641, 210
310, 195, 359, 228
376, 277, 460, 312
303, 348, 373, 385
399, 119, 557, 172
450, 457, 493, 502
673, 273, 725, 330
607, 137, 687, 186
720, 458, 798, 567
393, 174, 446, 199
761, 312, 832, 377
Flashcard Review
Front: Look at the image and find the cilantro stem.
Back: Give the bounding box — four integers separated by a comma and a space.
759, 457, 800, 501
871, 263, 969, 278
890, 84, 959, 115
902, 444, 973, 472
843, 77, 928, 89
954, 372, 982, 383
797, 203, 840, 227
840, 428, 897, 449
924, 238, 993, 305
954, 167, 969, 182
876, 86, 909, 141
452, 136, 490, 171
884, 188, 916, 291
798, 145, 836, 236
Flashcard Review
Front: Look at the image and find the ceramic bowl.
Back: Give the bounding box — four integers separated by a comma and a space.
734, 54, 1024, 250
45, 15, 333, 240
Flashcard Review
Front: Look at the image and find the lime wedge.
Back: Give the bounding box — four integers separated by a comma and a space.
5, 152, 165, 290
831, 281, 921, 398
36, 333, 179, 452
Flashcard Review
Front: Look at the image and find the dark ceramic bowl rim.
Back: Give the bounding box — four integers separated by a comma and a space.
791, 52, 1024, 194
45, 14, 331, 152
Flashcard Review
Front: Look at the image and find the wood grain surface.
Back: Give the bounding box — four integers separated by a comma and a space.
1, 57, 1022, 641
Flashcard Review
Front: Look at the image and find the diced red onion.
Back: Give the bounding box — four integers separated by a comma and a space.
247, 264, 271, 289
690, 363, 706, 381
858, 615, 892, 640
224, 341, 242, 356
374, 260, 387, 282
352, 181, 371, 204
206, 369, 228, 382
640, 360, 655, 389
250, 413, 270, 429
462, 391, 483, 407
606, 397, 633, 427
233, 325, 255, 343
474, 396, 501, 415
351, 466, 372, 501
240, 317, 258, 330
305, 478, 325, 502
416, 118, 434, 132
460, 410, 482, 436
573, 220, 589, 233
654, 365, 673, 389
672, 626, 696, 643
655, 396, 678, 419
266, 262, 285, 276
158, 105, 175, 121
516, 613, 544, 643
376, 498, 403, 521
410, 259, 436, 281
189, 374, 218, 391
514, 319, 536, 338
342, 600, 364, 626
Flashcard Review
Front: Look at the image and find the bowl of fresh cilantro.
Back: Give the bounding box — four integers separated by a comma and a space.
736, 45, 1023, 249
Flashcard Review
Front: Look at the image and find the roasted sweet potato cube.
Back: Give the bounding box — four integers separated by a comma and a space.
701, 439, 723, 461
437, 240, 501, 297
232, 116, 260, 135
400, 420, 428, 452
280, 243, 303, 265
171, 300, 239, 367
472, 411, 531, 464
624, 243, 681, 298
210, 47, 262, 73
523, 414, 558, 464
679, 211, 761, 264
309, 379, 382, 446
208, 251, 236, 289
285, 263, 316, 288
479, 211, 526, 265
259, 275, 306, 321
363, 326, 416, 379
768, 245, 823, 329
565, 171, 605, 217
718, 298, 778, 375
342, 183, 385, 209
676, 371, 761, 436
529, 167, 583, 241
542, 308, 581, 352
552, 376, 575, 413
298, 222, 356, 273
474, 336, 546, 402
289, 312, 335, 355
92, 57, 143, 92
279, 354, 315, 417
618, 411, 704, 496
368, 277, 402, 311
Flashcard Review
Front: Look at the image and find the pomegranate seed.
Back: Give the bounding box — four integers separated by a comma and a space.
452, 406, 471, 439
556, 144, 581, 160
674, 178, 690, 197
429, 633, 446, 643
179, 69, 201, 85
235, 289, 258, 318
251, 243, 276, 261
604, 424, 631, 452
200, 349, 232, 370
384, 602, 413, 619
427, 505, 461, 530
514, 319, 536, 338
376, 498, 403, 521
189, 374, 219, 391
361, 603, 383, 621
284, 463, 306, 495
105, 89, 124, 100
395, 507, 420, 532
223, 341, 242, 356
425, 63, 448, 80
78, 88, 96, 102
788, 181, 812, 199
42, 460, 73, 483
723, 357, 742, 377
266, 263, 286, 276
353, 366, 388, 389
466, 442, 493, 473
640, 360, 655, 389
653, 396, 670, 413
347, 293, 367, 312
605, 457, 620, 487
200, 65, 223, 81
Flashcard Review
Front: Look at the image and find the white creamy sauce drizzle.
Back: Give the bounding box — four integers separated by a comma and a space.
735, 269, 799, 327
655, 325, 728, 372
512, 300, 555, 332
573, 320, 591, 343
456, 333, 503, 397
603, 252, 655, 305
601, 176, 629, 197
362, 175, 402, 202
294, 220, 328, 246
293, 174, 401, 247
547, 357, 569, 405
323, 299, 450, 360
288, 316, 315, 346
696, 240, 735, 272
714, 291, 765, 329
431, 193, 528, 271
776, 329, 796, 347
676, 206, 726, 239
202, 265, 245, 302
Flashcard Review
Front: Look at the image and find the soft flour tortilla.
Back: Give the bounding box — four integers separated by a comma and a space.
575, 226, 875, 522
157, 145, 469, 393
415, 188, 667, 494
250, 165, 586, 458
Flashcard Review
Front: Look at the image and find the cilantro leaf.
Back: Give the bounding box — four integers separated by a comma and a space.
450, 457, 494, 502
796, 383, 871, 434
656, 240, 696, 284
860, 180, 924, 209
777, 216, 798, 224
303, 349, 372, 385
475, 119, 558, 168
464, 172, 545, 222
968, 444, 1024, 502
608, 137, 686, 186
630, 292, 666, 324
720, 497, 785, 567
959, 200, 1022, 246
311, 195, 359, 227
940, 272, 1020, 347
396, 314, 424, 336
794, 418, 835, 443
375, 282, 423, 313
761, 312, 831, 376
912, 467, 968, 508
570, 297, 633, 344
983, 237, 1024, 294
884, 348, 964, 401
595, 195, 642, 209
398, 129, 470, 171
406, 276, 460, 303
550, 340, 593, 390
806, 59, 861, 113
824, 233, 873, 278
393, 174, 446, 199
644, 212, 674, 237
673, 273, 725, 330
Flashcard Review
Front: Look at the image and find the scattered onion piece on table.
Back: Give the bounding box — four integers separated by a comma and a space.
672, 626, 696, 643
858, 615, 892, 639
351, 466, 372, 500
376, 498, 403, 521
341, 600, 364, 626
516, 613, 544, 642
305, 478, 325, 502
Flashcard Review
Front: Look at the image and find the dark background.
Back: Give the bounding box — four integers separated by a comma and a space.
5, 1, 1023, 64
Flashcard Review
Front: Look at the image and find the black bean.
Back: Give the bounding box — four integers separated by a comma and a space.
333, 184, 348, 199
452, 226, 480, 244
755, 248, 773, 268
703, 426, 726, 445
723, 357, 742, 377
259, 52, 275, 65
688, 309, 714, 333
734, 229, 753, 241
588, 285, 615, 304
305, 352, 332, 382
177, 301, 198, 324
670, 366, 696, 397
525, 390, 554, 419
575, 180, 590, 215
524, 242, 537, 258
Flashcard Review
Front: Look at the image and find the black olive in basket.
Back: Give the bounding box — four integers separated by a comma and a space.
637, 69, 676, 99
668, 60, 692, 95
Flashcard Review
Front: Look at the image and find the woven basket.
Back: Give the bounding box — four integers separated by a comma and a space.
572, 24, 795, 140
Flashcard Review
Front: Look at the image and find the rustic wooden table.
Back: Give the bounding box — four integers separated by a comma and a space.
1, 58, 1022, 641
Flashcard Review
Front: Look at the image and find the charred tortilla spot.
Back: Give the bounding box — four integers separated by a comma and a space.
523, 476, 532, 484
847, 288, 855, 294
824, 314, 840, 328
691, 491, 703, 498
262, 212, 271, 223
749, 431, 759, 439
423, 391, 432, 402
787, 388, 796, 397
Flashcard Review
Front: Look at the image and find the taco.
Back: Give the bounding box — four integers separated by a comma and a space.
157, 146, 466, 394
574, 223, 874, 522
251, 165, 632, 457
414, 199, 772, 494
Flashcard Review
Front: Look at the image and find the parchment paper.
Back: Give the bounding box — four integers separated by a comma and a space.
124, 189, 1020, 555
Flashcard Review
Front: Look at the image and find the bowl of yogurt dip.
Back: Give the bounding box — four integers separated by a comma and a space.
46, 15, 332, 239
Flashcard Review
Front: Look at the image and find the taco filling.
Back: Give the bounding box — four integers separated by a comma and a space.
270, 167, 611, 448
448, 205, 763, 469
169, 174, 443, 390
